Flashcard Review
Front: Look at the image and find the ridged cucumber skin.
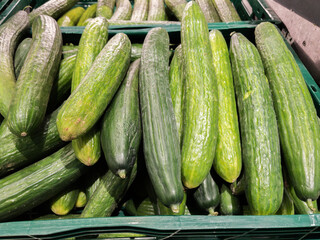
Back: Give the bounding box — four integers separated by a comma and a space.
56, 33, 131, 141
219, 184, 242, 215
0, 107, 66, 178
137, 197, 156, 216
212, 0, 241, 22
255, 22, 320, 201
131, 0, 148, 21
164, 0, 187, 21
29, 0, 79, 23
209, 29, 241, 183
230, 32, 283, 215
62, 45, 78, 58
181, 1, 218, 189
57, 7, 85, 26
71, 17, 108, 166
81, 160, 137, 217
0, 11, 29, 118
101, 59, 141, 179
287, 184, 318, 214
169, 45, 184, 144
148, 0, 167, 21
97, 0, 116, 19
7, 15, 62, 137
0, 144, 86, 222
75, 190, 87, 208
77, 4, 97, 26
276, 188, 294, 215
14, 38, 32, 78
139, 27, 184, 211
111, 0, 133, 20
50, 187, 79, 215
193, 173, 220, 215
195, 0, 221, 22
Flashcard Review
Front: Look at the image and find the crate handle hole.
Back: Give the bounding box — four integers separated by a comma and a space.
311, 85, 317, 92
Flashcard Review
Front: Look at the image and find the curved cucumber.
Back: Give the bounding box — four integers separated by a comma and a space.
57, 6, 85, 26
50, 187, 79, 215
77, 4, 97, 26
97, 0, 116, 19
14, 38, 32, 78
220, 184, 242, 215
131, 0, 148, 21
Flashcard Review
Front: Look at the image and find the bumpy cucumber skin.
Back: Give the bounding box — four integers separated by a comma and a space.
148, 0, 167, 21
50, 187, 79, 215
164, 0, 187, 21
7, 15, 62, 137
139, 27, 184, 210
131, 0, 149, 21
14, 38, 32, 78
181, 1, 219, 189
101, 59, 141, 178
195, 0, 221, 22
97, 0, 116, 19
209, 29, 241, 183
77, 4, 97, 26
230, 32, 283, 215
57, 33, 131, 141
57, 7, 85, 26
110, 0, 133, 20
219, 184, 242, 215
212, 0, 241, 22
255, 22, 320, 201
0, 11, 29, 118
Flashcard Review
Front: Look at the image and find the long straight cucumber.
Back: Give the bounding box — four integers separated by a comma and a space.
131, 0, 148, 21
110, 0, 132, 20
148, 0, 167, 21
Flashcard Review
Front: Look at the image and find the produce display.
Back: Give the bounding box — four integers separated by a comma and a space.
0, 0, 319, 233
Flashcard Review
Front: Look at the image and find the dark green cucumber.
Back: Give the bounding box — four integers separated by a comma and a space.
230, 32, 283, 215
287, 184, 318, 214
148, 0, 167, 21
7, 15, 62, 137
276, 188, 294, 215
97, 0, 116, 19
75, 190, 87, 208
157, 191, 187, 215
0, 11, 29, 118
169, 45, 184, 144
212, 0, 241, 22
255, 22, 320, 201
139, 27, 184, 212
209, 29, 241, 183
195, 0, 221, 22
57, 7, 85, 26
181, 1, 218, 189
50, 187, 79, 215
164, 0, 187, 21
71, 17, 108, 166
29, 0, 79, 23
193, 173, 220, 215
57, 33, 131, 141
14, 38, 32, 78
0, 144, 86, 222
77, 4, 97, 26
219, 184, 242, 215
110, 0, 132, 20
0, 107, 66, 177
101, 59, 141, 179
131, 0, 148, 21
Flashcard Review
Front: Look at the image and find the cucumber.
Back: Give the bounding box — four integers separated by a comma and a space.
84, 161, 108, 200
230, 174, 245, 195
57, 7, 85, 26
169, 45, 184, 144
110, 0, 132, 20
7, 15, 62, 137
50, 187, 79, 215
75, 190, 87, 208
276, 188, 294, 215
97, 0, 116, 19
0, 144, 86, 222
77, 4, 97, 26
29, 0, 79, 23
255, 22, 320, 201
192, 173, 220, 215
139, 27, 184, 212
108, 20, 181, 25
62, 44, 78, 58
0, 11, 29, 118
57, 33, 131, 141
164, 0, 187, 21
71, 17, 108, 166
34, 214, 80, 220
230, 32, 283, 215
14, 38, 32, 78
181, 1, 218, 189
148, 0, 167, 21
131, 0, 148, 21
157, 191, 187, 215
101, 59, 141, 179
212, 0, 241, 22
131, 43, 142, 62
195, 0, 221, 22
124, 197, 156, 216
209, 29, 241, 183
287, 184, 318, 214
219, 184, 242, 215
0, 107, 66, 178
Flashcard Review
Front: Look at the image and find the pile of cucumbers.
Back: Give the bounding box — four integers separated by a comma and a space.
0, 0, 319, 223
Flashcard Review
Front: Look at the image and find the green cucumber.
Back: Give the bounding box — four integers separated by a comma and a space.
195, 0, 221, 22
101, 59, 141, 179
139, 27, 184, 212
0, 11, 29, 118
0, 144, 86, 222
7, 15, 62, 137
0, 107, 66, 177
57, 7, 85, 26
71, 17, 108, 166
77, 4, 97, 26
276, 188, 294, 215
209, 29, 241, 183
108, 20, 181, 25
255, 22, 320, 201
164, 0, 187, 21
212, 0, 241, 22
75, 190, 87, 208
110, 0, 132, 20
50, 187, 79, 215
131, 0, 148, 21
131, 43, 142, 62
287, 184, 318, 214
219, 184, 242, 215
230, 174, 245, 195
14, 38, 32, 78
97, 0, 116, 19
29, 0, 79, 23
137, 197, 157, 216
34, 214, 80, 220
84, 161, 108, 200
57, 33, 131, 141
157, 191, 187, 215
181, 1, 218, 189
62, 44, 78, 58
230, 32, 283, 215
148, 0, 167, 21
